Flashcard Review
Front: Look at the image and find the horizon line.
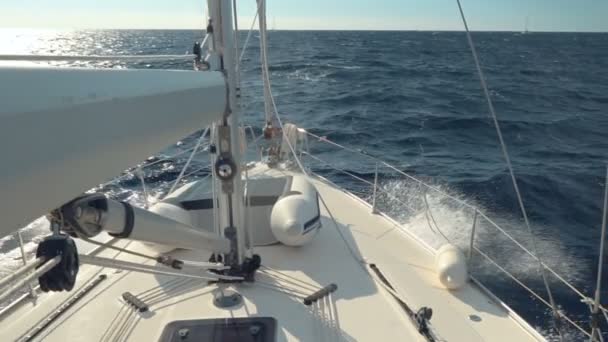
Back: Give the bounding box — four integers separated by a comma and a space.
1, 27, 607, 34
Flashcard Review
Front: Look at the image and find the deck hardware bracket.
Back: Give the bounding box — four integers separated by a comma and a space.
303, 283, 338, 306
122, 291, 149, 312
213, 289, 242, 308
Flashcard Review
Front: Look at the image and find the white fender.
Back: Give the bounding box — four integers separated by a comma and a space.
270, 176, 321, 246
435, 244, 468, 290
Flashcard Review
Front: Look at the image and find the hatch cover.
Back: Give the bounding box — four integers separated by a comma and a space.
159, 317, 276, 342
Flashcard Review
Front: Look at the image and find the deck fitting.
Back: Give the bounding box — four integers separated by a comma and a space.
213, 289, 242, 308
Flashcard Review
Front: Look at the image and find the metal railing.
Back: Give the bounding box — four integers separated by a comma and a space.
300, 129, 603, 339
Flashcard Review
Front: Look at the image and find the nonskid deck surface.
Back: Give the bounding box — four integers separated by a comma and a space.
1, 165, 543, 341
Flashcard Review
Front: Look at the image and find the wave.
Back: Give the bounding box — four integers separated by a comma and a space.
372, 176, 587, 290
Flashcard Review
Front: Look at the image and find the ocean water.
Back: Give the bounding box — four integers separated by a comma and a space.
0, 29, 607, 340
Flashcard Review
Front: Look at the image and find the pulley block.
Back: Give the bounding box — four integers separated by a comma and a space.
36, 234, 79, 292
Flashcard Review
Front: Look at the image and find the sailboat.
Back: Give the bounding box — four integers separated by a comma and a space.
0, 0, 606, 341
523, 16, 530, 34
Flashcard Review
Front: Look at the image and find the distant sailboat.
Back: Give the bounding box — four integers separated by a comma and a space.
523, 16, 530, 34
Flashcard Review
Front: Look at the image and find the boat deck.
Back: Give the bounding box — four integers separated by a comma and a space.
0, 165, 544, 341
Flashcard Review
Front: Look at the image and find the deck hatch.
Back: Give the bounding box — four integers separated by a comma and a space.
159, 317, 277, 342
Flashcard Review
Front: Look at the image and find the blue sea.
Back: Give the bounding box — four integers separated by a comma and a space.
0, 29, 607, 340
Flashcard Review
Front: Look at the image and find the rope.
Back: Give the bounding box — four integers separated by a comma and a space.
179, 167, 212, 182
80, 237, 157, 262
258, 20, 308, 175
455, 0, 561, 337
592, 166, 608, 341
232, 0, 242, 89
422, 193, 450, 243
302, 151, 418, 213
474, 246, 591, 338
135, 277, 184, 299
244, 153, 256, 254
253, 281, 307, 300
259, 266, 321, 291
257, 0, 274, 125
98, 145, 208, 188
238, 0, 263, 64
135, 167, 150, 208
166, 127, 209, 196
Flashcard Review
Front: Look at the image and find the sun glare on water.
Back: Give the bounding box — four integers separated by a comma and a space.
0, 28, 97, 67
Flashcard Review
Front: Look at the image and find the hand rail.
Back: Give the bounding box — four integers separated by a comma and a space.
16, 230, 37, 299
300, 129, 602, 338
0, 256, 61, 304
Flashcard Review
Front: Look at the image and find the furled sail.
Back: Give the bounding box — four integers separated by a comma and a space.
0, 66, 227, 237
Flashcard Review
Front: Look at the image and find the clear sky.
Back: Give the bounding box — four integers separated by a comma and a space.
0, 0, 606, 32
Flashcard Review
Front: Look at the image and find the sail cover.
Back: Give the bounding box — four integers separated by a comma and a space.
0, 66, 227, 237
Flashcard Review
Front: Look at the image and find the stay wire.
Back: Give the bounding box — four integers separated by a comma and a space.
454, 0, 562, 338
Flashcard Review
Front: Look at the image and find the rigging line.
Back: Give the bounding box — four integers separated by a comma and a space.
80, 237, 157, 262
325, 296, 340, 342
138, 277, 191, 301
113, 307, 138, 342
592, 166, 608, 341
254, 279, 311, 297
305, 130, 383, 163
259, 267, 321, 291
454, 0, 562, 336
232, 0, 241, 89
423, 192, 450, 243
253, 281, 307, 300
474, 246, 592, 338
146, 279, 200, 305
99, 146, 209, 188
258, 0, 274, 124
101, 305, 129, 342
305, 130, 480, 211
166, 127, 210, 197
238, 0, 263, 64
243, 153, 256, 254
179, 165, 212, 181
100, 305, 126, 342
254, 0, 309, 175
302, 151, 418, 213
136, 167, 149, 209
135, 277, 184, 299
259, 270, 320, 292
329, 293, 343, 341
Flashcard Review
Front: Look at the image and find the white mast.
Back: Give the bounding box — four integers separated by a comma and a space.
206, 0, 247, 266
